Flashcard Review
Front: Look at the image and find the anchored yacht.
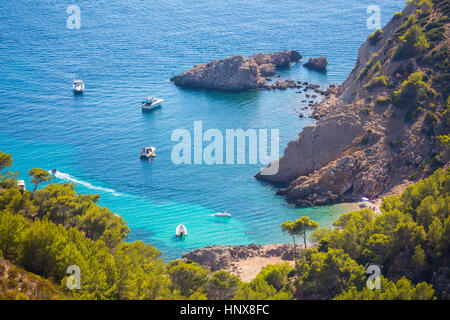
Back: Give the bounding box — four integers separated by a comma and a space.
176, 224, 187, 236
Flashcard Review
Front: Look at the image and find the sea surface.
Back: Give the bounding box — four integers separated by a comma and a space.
0, 0, 404, 260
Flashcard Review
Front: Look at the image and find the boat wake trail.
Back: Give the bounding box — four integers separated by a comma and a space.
50, 171, 122, 196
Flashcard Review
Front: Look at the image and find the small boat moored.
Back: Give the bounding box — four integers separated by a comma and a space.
176, 224, 187, 237
211, 211, 232, 217
72, 80, 85, 93
140, 146, 156, 159
142, 96, 163, 110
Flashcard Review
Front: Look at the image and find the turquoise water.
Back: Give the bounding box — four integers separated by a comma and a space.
0, 0, 404, 260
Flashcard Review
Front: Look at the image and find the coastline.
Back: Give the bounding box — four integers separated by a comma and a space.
182, 244, 296, 282
182, 202, 362, 282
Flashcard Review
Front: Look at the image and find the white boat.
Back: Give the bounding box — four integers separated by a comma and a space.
142, 97, 163, 110
176, 224, 187, 236
140, 146, 156, 160
72, 80, 85, 93
211, 211, 232, 217
17, 180, 26, 191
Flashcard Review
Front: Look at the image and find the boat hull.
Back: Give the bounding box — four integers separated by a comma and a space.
176, 224, 187, 236
141, 99, 163, 110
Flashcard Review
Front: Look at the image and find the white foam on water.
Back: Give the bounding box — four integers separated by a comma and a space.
50, 170, 122, 196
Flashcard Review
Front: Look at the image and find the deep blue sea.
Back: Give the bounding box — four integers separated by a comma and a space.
0, 0, 404, 260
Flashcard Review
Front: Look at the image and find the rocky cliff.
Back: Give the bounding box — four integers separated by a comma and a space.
257, 1, 450, 206
170, 50, 302, 91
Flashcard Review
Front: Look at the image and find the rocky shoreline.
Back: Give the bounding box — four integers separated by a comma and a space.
182, 244, 296, 281
303, 56, 328, 72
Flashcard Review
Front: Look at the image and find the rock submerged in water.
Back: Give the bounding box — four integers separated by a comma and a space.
303, 57, 328, 72
170, 50, 302, 91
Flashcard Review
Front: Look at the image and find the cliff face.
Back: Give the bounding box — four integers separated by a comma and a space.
257, 1, 450, 206
170, 50, 302, 91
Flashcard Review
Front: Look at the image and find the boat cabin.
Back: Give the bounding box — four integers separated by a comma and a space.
143, 97, 155, 105
17, 180, 26, 191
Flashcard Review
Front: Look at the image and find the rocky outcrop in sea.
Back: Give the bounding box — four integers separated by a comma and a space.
303, 57, 328, 71
170, 50, 302, 91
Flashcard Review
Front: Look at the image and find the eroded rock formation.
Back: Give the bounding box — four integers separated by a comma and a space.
170, 50, 302, 91
303, 57, 328, 72
257, 3, 449, 206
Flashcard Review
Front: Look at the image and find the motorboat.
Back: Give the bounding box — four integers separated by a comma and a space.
51, 169, 57, 174
176, 224, 187, 236
17, 180, 26, 191
140, 146, 156, 159
142, 97, 163, 110
72, 80, 85, 93
211, 211, 232, 217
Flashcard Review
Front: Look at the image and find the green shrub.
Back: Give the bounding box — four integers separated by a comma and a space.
394, 11, 403, 19
392, 72, 430, 110
364, 76, 388, 89
444, 97, 450, 128
425, 16, 449, 31
426, 27, 445, 44
408, 0, 433, 13
393, 25, 430, 60
376, 96, 392, 105
360, 106, 372, 115
358, 54, 379, 80
424, 110, 438, 126
360, 136, 369, 145
388, 139, 404, 151
372, 61, 381, 73
437, 134, 450, 161
368, 29, 384, 46
393, 14, 417, 40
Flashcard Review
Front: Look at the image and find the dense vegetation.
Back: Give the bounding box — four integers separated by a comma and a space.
0, 150, 297, 300
303, 168, 449, 299
0, 148, 448, 300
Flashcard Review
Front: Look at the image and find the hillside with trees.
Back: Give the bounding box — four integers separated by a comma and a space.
0, 147, 448, 300
257, 0, 450, 208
